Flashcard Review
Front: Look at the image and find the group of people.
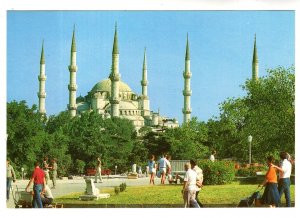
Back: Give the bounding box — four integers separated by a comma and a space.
147, 154, 204, 208
182, 160, 204, 208
42, 157, 58, 189
147, 150, 293, 208
25, 160, 55, 208
148, 154, 172, 185
6, 157, 57, 208
259, 151, 292, 207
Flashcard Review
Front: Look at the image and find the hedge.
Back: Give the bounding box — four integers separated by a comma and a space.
198, 160, 235, 185
235, 165, 268, 177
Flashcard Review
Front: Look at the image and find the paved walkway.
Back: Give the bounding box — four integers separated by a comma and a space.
6, 176, 164, 208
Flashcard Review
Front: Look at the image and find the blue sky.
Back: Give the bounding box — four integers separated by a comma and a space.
7, 11, 295, 123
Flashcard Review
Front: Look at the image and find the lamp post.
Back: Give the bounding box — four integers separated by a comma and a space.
248, 135, 253, 165
21, 167, 24, 180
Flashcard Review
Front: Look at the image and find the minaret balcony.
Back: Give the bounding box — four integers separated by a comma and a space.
68, 65, 78, 72
139, 95, 149, 100
38, 75, 47, 81
67, 104, 77, 110
37, 92, 46, 98
182, 108, 192, 114
39, 109, 46, 114
110, 98, 120, 104
183, 72, 192, 79
140, 80, 148, 86
109, 74, 120, 81
68, 84, 78, 91
182, 90, 192, 96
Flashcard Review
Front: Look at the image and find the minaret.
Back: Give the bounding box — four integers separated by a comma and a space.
182, 34, 192, 123
37, 41, 47, 114
109, 24, 120, 117
68, 26, 78, 117
140, 48, 150, 116
252, 34, 259, 81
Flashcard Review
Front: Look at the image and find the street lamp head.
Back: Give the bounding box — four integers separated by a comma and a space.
248, 135, 253, 143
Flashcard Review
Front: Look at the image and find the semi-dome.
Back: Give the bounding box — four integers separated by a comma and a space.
91, 78, 132, 94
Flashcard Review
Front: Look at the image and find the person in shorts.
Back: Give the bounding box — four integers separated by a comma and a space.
148, 155, 156, 185
182, 162, 199, 208
158, 154, 169, 184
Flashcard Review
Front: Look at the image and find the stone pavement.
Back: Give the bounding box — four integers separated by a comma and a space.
6, 176, 164, 208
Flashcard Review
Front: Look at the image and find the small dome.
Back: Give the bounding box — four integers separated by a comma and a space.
91, 79, 132, 94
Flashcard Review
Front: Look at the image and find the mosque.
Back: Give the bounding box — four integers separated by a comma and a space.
37, 25, 192, 131
37, 25, 258, 132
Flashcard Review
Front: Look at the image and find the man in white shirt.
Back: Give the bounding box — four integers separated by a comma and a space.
190, 159, 204, 207
158, 154, 170, 184
182, 162, 199, 208
41, 184, 54, 206
272, 151, 292, 207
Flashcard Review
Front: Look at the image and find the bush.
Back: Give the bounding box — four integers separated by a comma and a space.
235, 165, 268, 177
114, 186, 120, 195
198, 160, 235, 185
120, 182, 127, 192
74, 159, 85, 175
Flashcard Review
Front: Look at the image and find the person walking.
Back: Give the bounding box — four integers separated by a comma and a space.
190, 159, 204, 207
272, 151, 292, 207
182, 162, 199, 208
50, 159, 58, 189
157, 154, 170, 184
258, 156, 280, 208
42, 157, 50, 185
25, 161, 46, 208
94, 157, 103, 183
6, 160, 16, 201
148, 155, 156, 185
166, 155, 172, 182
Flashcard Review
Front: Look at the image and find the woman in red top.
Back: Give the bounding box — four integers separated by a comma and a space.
258, 156, 280, 207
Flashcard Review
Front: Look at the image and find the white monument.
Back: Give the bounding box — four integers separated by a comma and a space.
79, 178, 110, 200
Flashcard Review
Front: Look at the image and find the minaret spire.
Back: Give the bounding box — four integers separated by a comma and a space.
110, 23, 121, 117
185, 33, 190, 61
140, 48, 150, 117
71, 25, 76, 52
40, 40, 45, 64
68, 25, 78, 117
112, 23, 119, 54
37, 40, 47, 114
141, 48, 148, 96
252, 34, 259, 81
182, 34, 192, 123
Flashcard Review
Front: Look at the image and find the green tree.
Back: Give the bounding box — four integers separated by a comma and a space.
164, 117, 209, 160
243, 66, 295, 160
7, 100, 46, 175
210, 66, 295, 162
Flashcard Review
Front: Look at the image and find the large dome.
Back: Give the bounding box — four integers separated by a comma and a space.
91, 78, 132, 94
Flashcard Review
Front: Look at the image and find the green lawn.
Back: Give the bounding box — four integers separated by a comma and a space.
55, 182, 295, 206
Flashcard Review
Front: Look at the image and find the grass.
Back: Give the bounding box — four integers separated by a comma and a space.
54, 182, 295, 206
